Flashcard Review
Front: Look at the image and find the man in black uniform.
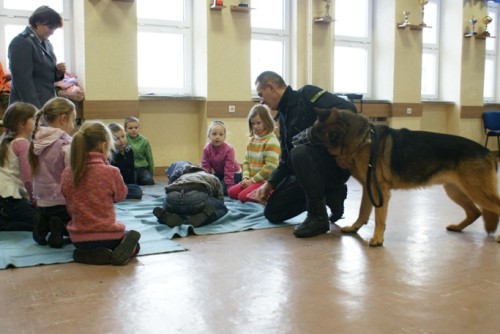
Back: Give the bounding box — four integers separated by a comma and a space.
254, 71, 356, 238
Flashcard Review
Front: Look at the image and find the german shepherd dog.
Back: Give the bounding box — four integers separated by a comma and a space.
311, 108, 500, 247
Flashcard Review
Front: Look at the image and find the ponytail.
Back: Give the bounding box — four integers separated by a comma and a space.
28, 109, 45, 174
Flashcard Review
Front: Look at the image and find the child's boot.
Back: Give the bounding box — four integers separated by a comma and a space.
153, 207, 184, 228
32, 213, 49, 245
48, 216, 65, 248
187, 206, 216, 227
73, 248, 113, 265
111, 230, 141, 265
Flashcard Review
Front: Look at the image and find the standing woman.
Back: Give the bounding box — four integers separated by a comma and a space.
8, 6, 66, 109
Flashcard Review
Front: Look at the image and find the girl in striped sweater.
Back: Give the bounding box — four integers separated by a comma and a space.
228, 105, 280, 203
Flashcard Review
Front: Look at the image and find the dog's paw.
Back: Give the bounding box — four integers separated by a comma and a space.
341, 225, 360, 234
496, 234, 500, 243
369, 237, 384, 247
446, 224, 463, 232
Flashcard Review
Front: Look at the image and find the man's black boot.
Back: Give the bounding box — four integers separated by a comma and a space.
325, 184, 347, 223
294, 200, 330, 238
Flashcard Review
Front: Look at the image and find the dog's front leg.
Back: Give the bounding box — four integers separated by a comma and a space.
341, 187, 372, 234
369, 191, 391, 247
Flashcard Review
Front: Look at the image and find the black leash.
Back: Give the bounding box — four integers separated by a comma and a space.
366, 124, 384, 208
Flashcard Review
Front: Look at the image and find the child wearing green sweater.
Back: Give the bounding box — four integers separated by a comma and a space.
124, 116, 155, 185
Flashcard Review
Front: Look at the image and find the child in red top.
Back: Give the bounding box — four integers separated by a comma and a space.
61, 121, 140, 265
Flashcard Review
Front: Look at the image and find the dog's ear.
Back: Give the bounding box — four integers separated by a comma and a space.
315, 108, 332, 122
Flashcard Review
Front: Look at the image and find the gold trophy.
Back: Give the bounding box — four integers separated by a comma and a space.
481, 16, 493, 37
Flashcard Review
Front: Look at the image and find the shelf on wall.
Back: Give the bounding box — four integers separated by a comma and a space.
464, 32, 494, 39
230, 5, 254, 12
314, 16, 334, 24
210, 5, 226, 11
397, 23, 430, 30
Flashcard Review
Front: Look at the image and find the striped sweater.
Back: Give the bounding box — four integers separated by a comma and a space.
242, 131, 281, 183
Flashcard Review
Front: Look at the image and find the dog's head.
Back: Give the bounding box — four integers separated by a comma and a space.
311, 108, 371, 156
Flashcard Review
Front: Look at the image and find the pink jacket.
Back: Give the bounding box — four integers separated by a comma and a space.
201, 142, 240, 187
61, 152, 128, 243
32, 126, 71, 207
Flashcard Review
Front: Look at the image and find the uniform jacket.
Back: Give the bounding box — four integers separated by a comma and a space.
8, 26, 64, 108
268, 85, 357, 187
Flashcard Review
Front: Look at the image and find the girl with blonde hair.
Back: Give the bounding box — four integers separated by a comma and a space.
29, 97, 75, 247
61, 121, 140, 265
227, 105, 280, 203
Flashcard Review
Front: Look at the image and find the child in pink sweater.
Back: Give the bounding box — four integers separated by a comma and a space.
201, 120, 241, 195
61, 121, 140, 265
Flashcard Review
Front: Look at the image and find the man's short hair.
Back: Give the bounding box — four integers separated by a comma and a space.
255, 71, 286, 88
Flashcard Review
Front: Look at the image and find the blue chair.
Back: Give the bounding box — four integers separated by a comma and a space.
482, 111, 500, 157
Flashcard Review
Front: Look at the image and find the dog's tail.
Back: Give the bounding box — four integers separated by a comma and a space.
482, 209, 499, 234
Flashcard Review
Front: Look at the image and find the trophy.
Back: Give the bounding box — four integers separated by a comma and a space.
465, 17, 478, 37
420, 0, 428, 27
482, 16, 493, 37
399, 11, 411, 28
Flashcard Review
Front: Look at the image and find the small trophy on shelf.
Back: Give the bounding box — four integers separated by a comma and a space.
465, 17, 478, 37
479, 16, 493, 38
420, 0, 429, 27
398, 11, 411, 28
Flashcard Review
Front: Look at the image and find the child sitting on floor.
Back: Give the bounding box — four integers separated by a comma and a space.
108, 122, 143, 200
124, 116, 155, 185
61, 121, 141, 265
0, 102, 39, 231
28, 97, 75, 248
228, 105, 280, 203
201, 120, 242, 195
153, 162, 228, 228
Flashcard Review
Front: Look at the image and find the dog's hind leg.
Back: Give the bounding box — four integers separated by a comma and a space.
443, 183, 481, 232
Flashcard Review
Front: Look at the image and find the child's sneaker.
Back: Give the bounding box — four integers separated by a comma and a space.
32, 213, 49, 245
111, 230, 141, 266
47, 216, 65, 248
73, 248, 113, 265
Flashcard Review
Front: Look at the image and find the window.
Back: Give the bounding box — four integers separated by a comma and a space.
333, 0, 372, 97
421, 0, 440, 100
136, 0, 192, 96
484, 3, 498, 102
251, 0, 290, 92
0, 0, 71, 70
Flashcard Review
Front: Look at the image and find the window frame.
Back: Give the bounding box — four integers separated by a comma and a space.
421, 0, 440, 101
333, 0, 373, 98
484, 2, 498, 102
136, 0, 193, 96
250, 0, 291, 95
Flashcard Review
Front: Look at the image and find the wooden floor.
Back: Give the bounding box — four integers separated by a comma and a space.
1, 178, 499, 334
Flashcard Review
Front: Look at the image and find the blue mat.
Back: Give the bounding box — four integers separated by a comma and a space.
0, 203, 187, 269
124, 197, 304, 239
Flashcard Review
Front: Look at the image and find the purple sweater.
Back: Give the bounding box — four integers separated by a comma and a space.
201, 142, 240, 187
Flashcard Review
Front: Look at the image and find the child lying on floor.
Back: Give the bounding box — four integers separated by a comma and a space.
153, 162, 228, 228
